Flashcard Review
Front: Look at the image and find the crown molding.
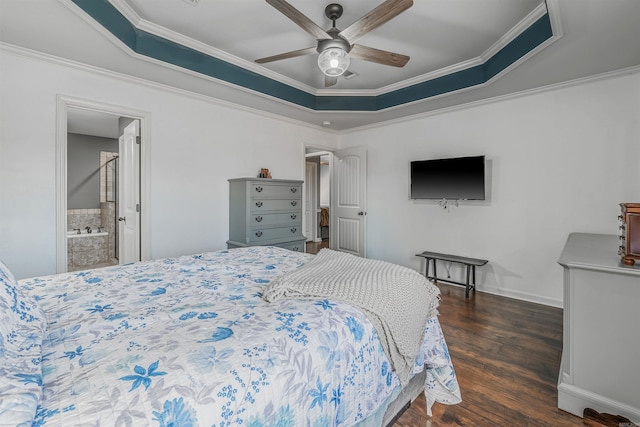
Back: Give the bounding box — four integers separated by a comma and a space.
0, 42, 328, 132
108, 0, 317, 94
376, 2, 552, 95
343, 64, 640, 134
3, 41, 637, 135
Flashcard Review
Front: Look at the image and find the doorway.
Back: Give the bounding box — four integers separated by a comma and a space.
56, 96, 149, 273
66, 109, 120, 271
304, 150, 332, 254
304, 145, 367, 257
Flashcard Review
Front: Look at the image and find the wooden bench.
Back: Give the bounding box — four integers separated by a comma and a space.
415, 251, 488, 298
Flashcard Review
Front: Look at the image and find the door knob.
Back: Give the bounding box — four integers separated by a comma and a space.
118, 216, 126, 223
357, 211, 366, 216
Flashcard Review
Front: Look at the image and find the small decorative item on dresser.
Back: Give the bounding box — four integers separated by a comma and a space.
258, 168, 272, 179
618, 203, 640, 265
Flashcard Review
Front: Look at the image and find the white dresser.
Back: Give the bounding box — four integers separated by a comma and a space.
557, 233, 640, 423
227, 178, 306, 252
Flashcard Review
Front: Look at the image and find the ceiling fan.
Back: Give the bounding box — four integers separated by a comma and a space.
255, 0, 413, 87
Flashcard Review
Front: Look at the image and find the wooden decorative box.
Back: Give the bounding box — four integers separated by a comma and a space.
618, 203, 640, 265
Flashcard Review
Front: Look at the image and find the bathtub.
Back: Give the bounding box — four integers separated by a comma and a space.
67, 230, 109, 238
67, 230, 111, 270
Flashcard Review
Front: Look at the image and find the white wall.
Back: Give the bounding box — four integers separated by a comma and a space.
2, 47, 638, 306
0, 48, 337, 279
339, 72, 640, 306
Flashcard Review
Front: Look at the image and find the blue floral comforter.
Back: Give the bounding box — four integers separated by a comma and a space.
18, 246, 460, 426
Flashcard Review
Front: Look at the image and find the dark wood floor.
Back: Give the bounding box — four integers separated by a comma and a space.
306, 239, 329, 254
393, 283, 634, 427
305, 244, 634, 426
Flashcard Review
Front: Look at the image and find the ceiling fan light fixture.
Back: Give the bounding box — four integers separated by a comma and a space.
318, 47, 350, 77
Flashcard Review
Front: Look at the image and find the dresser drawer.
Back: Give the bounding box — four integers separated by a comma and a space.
227, 239, 306, 253
276, 240, 306, 253
251, 212, 301, 227
250, 198, 300, 212
250, 183, 301, 198
250, 226, 302, 243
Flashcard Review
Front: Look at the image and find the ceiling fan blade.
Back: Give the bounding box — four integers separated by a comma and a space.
350, 44, 410, 67
255, 46, 317, 64
325, 75, 338, 87
338, 0, 413, 45
266, 0, 332, 40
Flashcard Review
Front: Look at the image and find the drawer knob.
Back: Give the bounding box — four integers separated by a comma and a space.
290, 214, 297, 220
290, 187, 297, 193
255, 231, 263, 237
290, 227, 297, 233
255, 186, 263, 193
255, 216, 263, 222
291, 201, 297, 207
255, 201, 263, 207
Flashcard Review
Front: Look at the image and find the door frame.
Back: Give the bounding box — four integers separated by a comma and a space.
55, 95, 151, 273
304, 161, 318, 242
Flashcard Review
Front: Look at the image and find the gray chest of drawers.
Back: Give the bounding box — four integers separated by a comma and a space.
227, 178, 306, 252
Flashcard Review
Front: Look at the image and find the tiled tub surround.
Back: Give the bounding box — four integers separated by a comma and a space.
67, 208, 117, 271
67, 208, 102, 231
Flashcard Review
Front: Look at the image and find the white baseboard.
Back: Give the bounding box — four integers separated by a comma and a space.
558, 382, 640, 424
478, 284, 563, 308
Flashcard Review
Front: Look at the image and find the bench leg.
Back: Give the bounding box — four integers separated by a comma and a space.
472, 266, 476, 294
465, 265, 471, 297
432, 259, 437, 283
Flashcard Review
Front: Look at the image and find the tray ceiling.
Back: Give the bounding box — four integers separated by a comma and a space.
1, 0, 640, 130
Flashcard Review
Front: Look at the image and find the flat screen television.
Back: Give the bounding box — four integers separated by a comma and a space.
410, 155, 485, 200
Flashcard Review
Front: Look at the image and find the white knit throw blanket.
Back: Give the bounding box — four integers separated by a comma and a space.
263, 249, 440, 386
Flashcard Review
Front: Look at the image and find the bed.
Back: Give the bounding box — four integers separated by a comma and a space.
1, 246, 460, 426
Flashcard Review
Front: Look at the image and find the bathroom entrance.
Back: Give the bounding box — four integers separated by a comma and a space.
57, 97, 146, 273
304, 150, 332, 254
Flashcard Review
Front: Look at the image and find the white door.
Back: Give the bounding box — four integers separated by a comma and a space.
331, 147, 367, 257
305, 162, 317, 242
118, 120, 141, 264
